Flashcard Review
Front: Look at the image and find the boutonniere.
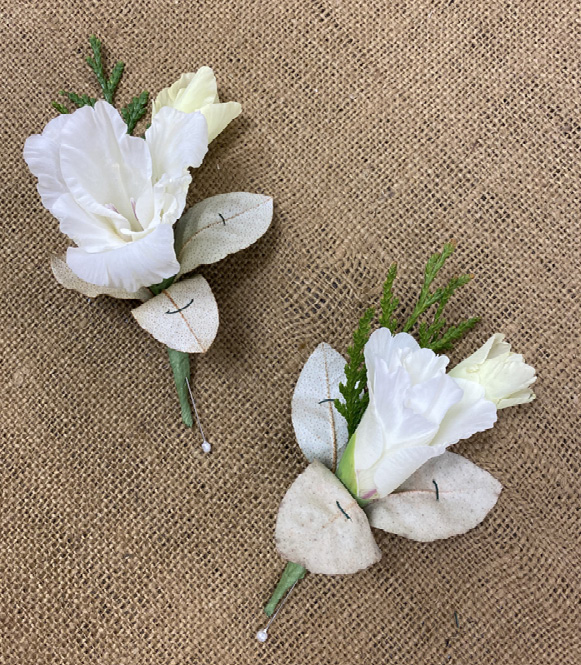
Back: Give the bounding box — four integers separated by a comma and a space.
258, 243, 536, 641
23, 37, 273, 445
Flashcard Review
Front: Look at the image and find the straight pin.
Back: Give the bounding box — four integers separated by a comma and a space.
185, 377, 212, 453
256, 581, 299, 643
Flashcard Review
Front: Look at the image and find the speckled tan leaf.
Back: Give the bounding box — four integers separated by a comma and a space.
131, 276, 219, 353
175, 192, 273, 276
291, 343, 348, 471
366, 452, 502, 542
51, 255, 151, 300
275, 461, 382, 575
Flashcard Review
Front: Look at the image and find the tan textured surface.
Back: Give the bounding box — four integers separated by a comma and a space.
1, 1, 579, 663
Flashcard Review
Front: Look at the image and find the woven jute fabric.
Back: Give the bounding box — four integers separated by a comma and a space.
1, 1, 579, 663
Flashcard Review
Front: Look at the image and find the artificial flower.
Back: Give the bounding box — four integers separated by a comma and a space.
337, 328, 497, 500
152, 66, 241, 142
449, 334, 536, 409
23, 101, 208, 292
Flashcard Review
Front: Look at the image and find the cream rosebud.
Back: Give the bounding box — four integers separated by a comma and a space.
449, 334, 536, 409
336, 329, 497, 501
152, 67, 241, 142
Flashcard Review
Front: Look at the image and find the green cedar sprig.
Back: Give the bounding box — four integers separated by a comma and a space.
334, 243, 479, 436
121, 91, 150, 136
401, 243, 479, 351
334, 307, 374, 439
86, 35, 124, 104
51, 36, 149, 135
378, 262, 399, 332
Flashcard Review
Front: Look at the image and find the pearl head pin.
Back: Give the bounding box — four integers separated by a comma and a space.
256, 580, 299, 643
185, 377, 212, 453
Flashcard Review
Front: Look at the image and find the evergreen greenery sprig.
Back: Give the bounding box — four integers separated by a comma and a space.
121, 91, 150, 136
378, 262, 399, 333
86, 34, 124, 104
51, 35, 149, 135
334, 243, 479, 436
334, 307, 374, 439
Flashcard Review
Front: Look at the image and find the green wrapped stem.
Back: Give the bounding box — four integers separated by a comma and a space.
264, 562, 306, 617
167, 347, 193, 428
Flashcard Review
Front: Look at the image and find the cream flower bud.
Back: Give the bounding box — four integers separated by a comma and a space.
449, 334, 536, 409
152, 67, 241, 142
336, 329, 497, 501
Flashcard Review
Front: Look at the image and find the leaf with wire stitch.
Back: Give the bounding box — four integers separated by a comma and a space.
175, 192, 273, 276
365, 452, 502, 542
131, 276, 219, 353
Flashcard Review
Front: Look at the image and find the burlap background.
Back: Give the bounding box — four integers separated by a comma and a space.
1, 1, 579, 663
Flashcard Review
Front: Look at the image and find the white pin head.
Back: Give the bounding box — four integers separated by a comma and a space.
185, 377, 213, 454
256, 629, 268, 643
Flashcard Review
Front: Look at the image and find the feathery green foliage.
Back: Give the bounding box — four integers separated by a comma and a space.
334, 244, 479, 435
402, 243, 479, 351
51, 36, 149, 134
334, 307, 374, 438
86, 35, 124, 104
378, 262, 399, 332
58, 90, 97, 109
121, 91, 150, 135
51, 101, 70, 114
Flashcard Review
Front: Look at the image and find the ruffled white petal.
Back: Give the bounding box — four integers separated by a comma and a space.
60, 102, 152, 227
145, 107, 208, 181
23, 113, 70, 211
430, 378, 497, 449
152, 67, 218, 117
66, 224, 179, 292
371, 444, 446, 498
201, 101, 242, 142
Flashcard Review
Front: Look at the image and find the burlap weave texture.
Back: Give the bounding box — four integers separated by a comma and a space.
1, 1, 579, 664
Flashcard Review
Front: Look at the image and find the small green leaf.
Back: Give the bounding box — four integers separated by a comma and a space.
51, 101, 70, 114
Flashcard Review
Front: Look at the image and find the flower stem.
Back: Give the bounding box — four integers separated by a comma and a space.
167, 347, 193, 427
264, 562, 306, 617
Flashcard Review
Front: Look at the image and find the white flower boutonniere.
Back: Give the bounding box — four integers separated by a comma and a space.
258, 243, 537, 641
23, 36, 273, 438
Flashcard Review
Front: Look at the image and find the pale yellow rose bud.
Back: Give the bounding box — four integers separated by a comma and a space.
152, 67, 241, 142
449, 334, 536, 409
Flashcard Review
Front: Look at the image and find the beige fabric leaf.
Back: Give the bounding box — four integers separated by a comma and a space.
51, 255, 151, 301
366, 452, 502, 542
131, 276, 219, 353
275, 461, 382, 575
291, 343, 348, 471
175, 193, 273, 276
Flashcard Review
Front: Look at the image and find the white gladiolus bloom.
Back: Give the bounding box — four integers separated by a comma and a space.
348, 329, 497, 500
449, 334, 536, 409
23, 101, 208, 292
152, 67, 241, 142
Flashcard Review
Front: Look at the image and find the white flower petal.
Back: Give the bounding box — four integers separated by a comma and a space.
50, 255, 151, 300
60, 102, 153, 225
152, 68, 218, 117
201, 101, 242, 142
23, 113, 70, 211
145, 107, 208, 181
430, 378, 497, 449
371, 444, 446, 498
66, 224, 179, 292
